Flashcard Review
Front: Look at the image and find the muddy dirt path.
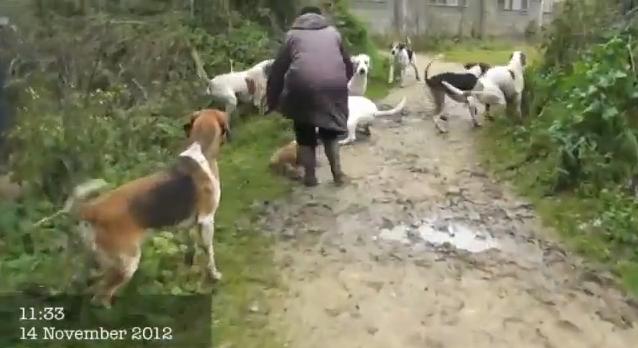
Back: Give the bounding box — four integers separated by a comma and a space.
261, 55, 638, 348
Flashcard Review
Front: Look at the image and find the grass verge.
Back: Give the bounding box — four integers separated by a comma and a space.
211, 115, 293, 347
438, 40, 542, 65
366, 78, 390, 100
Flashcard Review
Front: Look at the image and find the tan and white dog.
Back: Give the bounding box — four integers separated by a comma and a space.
56, 109, 230, 307
269, 140, 302, 180
206, 59, 274, 118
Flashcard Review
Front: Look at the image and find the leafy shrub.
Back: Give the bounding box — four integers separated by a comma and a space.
541, 0, 621, 71
485, 0, 638, 285
538, 36, 638, 190
0, 1, 286, 295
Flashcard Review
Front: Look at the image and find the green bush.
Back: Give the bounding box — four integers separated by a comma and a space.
481, 0, 638, 293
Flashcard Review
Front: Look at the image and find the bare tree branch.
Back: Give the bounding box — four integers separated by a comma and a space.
189, 44, 210, 81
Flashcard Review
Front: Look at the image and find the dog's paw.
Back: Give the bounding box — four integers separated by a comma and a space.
208, 268, 223, 282
436, 126, 449, 134
90, 295, 113, 309
433, 119, 449, 134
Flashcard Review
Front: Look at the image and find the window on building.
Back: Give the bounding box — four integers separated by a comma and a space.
543, 0, 554, 13
499, 0, 529, 11
430, 0, 467, 7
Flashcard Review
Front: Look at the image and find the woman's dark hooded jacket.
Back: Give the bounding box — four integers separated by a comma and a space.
266, 13, 353, 133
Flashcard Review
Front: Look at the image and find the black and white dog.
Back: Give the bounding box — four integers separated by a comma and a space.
424, 55, 490, 132
442, 51, 527, 121
388, 39, 420, 86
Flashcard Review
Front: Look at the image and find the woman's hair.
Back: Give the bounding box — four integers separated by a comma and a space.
299, 6, 322, 15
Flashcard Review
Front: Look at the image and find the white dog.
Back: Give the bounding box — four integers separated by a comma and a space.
339, 96, 407, 145
348, 54, 371, 96
388, 39, 420, 86
206, 59, 274, 119
443, 51, 527, 120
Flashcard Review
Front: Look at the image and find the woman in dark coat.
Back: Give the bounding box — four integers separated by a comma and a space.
266, 6, 353, 187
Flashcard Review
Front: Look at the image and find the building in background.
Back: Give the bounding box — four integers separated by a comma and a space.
349, 0, 561, 38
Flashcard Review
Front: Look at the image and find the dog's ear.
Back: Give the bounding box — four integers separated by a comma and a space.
520, 52, 527, 67
183, 122, 192, 137
245, 77, 256, 95
222, 124, 232, 143
183, 111, 199, 137
216, 112, 232, 144
508, 69, 516, 80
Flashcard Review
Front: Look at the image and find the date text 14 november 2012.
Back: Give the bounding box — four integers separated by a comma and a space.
20, 326, 173, 341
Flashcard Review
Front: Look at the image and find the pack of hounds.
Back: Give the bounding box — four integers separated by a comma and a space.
44, 37, 527, 308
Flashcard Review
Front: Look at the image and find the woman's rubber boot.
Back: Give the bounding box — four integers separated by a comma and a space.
299, 145, 318, 187
323, 140, 349, 186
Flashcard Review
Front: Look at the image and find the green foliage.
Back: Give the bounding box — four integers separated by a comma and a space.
540, 0, 621, 71
545, 37, 638, 190
479, 0, 638, 295
189, 21, 274, 73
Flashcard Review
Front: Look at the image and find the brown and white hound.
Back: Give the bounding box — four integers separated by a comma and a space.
61, 109, 230, 307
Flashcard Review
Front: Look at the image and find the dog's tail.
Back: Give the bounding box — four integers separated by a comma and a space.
63, 179, 109, 214
440, 80, 466, 98
441, 80, 506, 106
33, 179, 109, 228
424, 53, 445, 83
374, 97, 406, 117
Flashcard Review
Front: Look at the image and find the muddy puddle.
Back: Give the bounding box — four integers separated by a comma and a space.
376, 217, 499, 253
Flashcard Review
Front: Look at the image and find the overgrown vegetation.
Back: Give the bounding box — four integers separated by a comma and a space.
478, 0, 638, 295
0, 0, 388, 346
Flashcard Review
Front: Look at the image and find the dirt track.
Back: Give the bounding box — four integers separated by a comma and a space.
261, 55, 638, 348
